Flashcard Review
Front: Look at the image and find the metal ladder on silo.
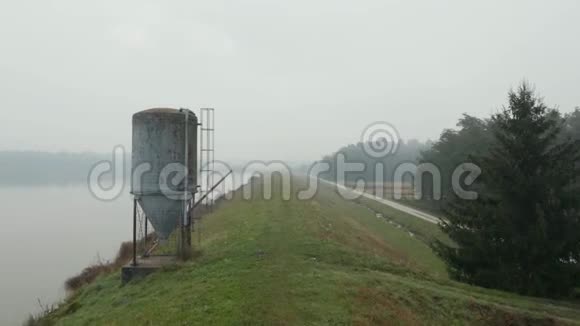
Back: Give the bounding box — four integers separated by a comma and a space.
198, 108, 215, 245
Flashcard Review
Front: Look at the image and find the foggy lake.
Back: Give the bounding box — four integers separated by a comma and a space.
0, 172, 246, 325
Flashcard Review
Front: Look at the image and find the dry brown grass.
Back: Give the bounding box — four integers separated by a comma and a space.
64, 233, 156, 292
354, 287, 419, 326
468, 302, 559, 326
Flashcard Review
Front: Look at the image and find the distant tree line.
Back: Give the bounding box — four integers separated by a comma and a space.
420, 105, 580, 202
0, 151, 122, 186
318, 139, 430, 184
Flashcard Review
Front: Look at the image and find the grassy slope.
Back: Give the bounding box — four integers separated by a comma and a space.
46, 177, 580, 325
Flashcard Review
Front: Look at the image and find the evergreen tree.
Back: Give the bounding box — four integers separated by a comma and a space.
436, 83, 580, 297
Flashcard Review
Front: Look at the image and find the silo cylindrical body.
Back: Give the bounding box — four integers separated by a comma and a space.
131, 108, 198, 240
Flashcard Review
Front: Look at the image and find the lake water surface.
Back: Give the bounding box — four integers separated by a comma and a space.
0, 185, 131, 325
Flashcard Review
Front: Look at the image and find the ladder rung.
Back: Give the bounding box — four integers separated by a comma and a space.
200, 149, 214, 151
200, 128, 215, 131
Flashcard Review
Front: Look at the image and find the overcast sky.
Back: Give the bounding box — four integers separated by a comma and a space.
1, 0, 579, 161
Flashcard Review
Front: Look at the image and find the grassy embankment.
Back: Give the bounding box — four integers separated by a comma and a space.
42, 177, 580, 325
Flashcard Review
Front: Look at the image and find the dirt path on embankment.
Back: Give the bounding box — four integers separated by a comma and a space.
316, 178, 441, 224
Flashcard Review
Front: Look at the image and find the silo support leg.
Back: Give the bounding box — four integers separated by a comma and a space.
132, 199, 137, 266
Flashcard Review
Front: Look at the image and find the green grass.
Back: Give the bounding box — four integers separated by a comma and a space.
43, 177, 580, 325
355, 195, 451, 246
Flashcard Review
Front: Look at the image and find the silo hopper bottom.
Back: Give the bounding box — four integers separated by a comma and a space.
138, 196, 183, 240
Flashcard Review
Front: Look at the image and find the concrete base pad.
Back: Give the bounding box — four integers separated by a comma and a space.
121, 256, 177, 284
